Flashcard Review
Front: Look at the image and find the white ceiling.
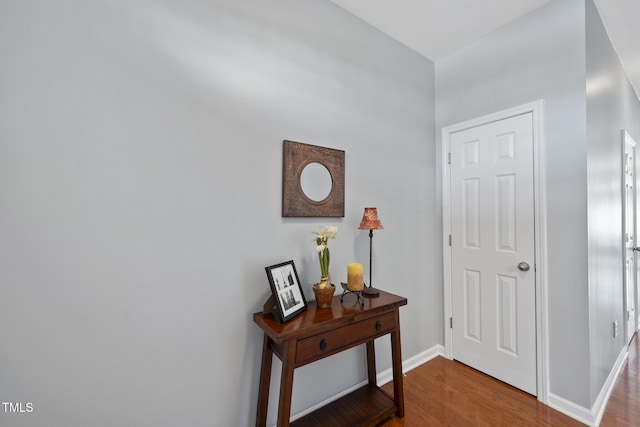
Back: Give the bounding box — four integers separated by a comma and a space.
329, 0, 640, 97
592, 0, 640, 98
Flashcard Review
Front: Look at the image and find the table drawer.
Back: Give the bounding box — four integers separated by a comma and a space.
296, 312, 396, 364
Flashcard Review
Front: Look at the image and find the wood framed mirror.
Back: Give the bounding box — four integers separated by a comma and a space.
282, 140, 345, 217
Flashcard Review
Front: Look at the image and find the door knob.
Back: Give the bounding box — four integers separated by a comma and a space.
517, 262, 530, 272
634, 247, 640, 252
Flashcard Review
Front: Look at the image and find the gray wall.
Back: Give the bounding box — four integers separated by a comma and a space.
436, 0, 592, 407
585, 0, 640, 404
0, 1, 436, 426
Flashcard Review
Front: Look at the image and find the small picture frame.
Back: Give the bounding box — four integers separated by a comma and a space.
265, 260, 308, 322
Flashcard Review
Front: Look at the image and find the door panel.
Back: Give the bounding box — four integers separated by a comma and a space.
464, 269, 482, 342
497, 274, 518, 356
450, 112, 536, 395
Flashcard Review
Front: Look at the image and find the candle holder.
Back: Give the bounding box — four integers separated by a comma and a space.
340, 282, 364, 307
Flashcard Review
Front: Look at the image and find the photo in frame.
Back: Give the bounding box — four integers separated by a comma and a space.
265, 260, 308, 322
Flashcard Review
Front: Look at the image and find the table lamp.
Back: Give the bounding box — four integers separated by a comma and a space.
358, 207, 384, 297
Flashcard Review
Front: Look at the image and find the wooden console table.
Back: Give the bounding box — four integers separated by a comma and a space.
254, 290, 407, 427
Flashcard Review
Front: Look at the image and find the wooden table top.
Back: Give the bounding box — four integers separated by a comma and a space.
254, 290, 407, 344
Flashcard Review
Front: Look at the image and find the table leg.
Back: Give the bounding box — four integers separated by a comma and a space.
276, 341, 296, 427
391, 311, 404, 417
366, 340, 377, 386
256, 334, 273, 427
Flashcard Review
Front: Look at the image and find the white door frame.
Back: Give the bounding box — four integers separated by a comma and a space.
442, 100, 548, 404
623, 129, 638, 343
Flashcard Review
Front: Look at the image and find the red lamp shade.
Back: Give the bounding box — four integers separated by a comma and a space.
358, 207, 384, 230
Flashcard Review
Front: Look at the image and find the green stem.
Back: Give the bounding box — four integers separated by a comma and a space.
326, 248, 330, 273
319, 247, 330, 276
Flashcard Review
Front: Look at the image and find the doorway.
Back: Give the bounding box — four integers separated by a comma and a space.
442, 100, 548, 402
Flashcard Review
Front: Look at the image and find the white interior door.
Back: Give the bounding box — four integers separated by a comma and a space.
449, 112, 537, 395
623, 131, 637, 344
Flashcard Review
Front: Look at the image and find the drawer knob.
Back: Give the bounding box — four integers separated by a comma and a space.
319, 339, 327, 351
375, 321, 382, 331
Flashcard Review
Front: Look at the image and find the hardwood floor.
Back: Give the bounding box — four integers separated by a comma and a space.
379, 357, 582, 426
601, 333, 640, 426
379, 334, 640, 426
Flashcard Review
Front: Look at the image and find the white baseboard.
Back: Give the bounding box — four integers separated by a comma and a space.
377, 344, 445, 386
591, 346, 628, 426
548, 393, 595, 426
548, 345, 628, 427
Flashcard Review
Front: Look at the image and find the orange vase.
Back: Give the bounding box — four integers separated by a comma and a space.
312, 283, 335, 308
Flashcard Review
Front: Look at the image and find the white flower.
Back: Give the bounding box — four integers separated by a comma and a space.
313, 225, 338, 241
312, 226, 338, 279
325, 226, 338, 239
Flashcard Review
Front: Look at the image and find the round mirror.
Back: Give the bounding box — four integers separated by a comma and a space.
300, 162, 333, 202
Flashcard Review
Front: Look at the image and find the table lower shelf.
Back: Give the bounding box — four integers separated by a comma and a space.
290, 384, 397, 427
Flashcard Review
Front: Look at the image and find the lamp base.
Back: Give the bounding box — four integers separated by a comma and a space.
364, 287, 380, 297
